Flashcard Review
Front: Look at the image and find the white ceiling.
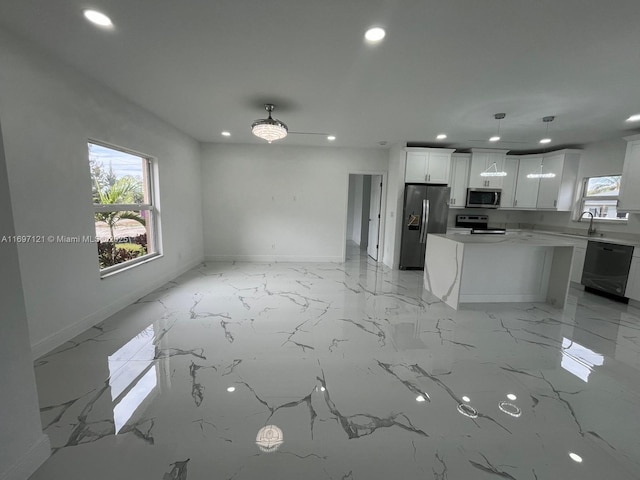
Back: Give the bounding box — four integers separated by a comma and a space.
2, 0, 640, 151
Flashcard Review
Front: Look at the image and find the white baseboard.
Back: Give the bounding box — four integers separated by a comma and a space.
1, 434, 50, 480
204, 254, 343, 263
31, 256, 203, 359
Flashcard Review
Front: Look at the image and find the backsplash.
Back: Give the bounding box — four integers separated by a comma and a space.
448, 208, 640, 241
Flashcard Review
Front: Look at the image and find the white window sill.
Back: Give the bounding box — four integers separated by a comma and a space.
100, 252, 163, 279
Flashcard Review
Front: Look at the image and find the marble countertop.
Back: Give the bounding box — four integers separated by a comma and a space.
432, 231, 576, 246
534, 230, 640, 248
448, 228, 639, 248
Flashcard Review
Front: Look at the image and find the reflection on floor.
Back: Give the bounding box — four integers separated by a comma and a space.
30, 243, 640, 479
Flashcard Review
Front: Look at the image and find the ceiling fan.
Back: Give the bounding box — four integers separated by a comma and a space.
251, 104, 335, 143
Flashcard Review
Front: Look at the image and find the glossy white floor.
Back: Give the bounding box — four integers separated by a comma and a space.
30, 243, 640, 479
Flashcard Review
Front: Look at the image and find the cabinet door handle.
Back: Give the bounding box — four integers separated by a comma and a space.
554, 200, 557, 207
514, 199, 517, 207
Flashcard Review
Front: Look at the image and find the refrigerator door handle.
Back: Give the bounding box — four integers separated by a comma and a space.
420, 199, 429, 244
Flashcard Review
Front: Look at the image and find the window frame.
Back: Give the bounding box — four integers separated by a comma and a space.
88, 140, 161, 276
574, 174, 628, 224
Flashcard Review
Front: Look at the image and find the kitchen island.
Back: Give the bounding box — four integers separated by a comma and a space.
424, 232, 575, 310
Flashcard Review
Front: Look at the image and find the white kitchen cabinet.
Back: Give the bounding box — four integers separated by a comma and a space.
499, 156, 519, 208
468, 149, 509, 188
535, 150, 581, 210
625, 252, 640, 301
619, 134, 640, 213
404, 148, 455, 184
571, 246, 587, 283
514, 156, 542, 209
449, 153, 470, 208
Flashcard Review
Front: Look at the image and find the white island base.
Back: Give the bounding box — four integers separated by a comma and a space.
424, 233, 574, 310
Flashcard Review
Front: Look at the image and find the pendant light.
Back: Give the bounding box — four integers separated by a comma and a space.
528, 116, 556, 179
489, 113, 505, 142
251, 104, 288, 143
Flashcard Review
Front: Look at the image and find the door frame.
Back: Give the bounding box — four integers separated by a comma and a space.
343, 171, 387, 263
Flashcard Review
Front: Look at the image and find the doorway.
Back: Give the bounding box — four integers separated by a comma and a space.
346, 174, 383, 261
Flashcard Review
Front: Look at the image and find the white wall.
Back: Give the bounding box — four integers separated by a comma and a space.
382, 143, 406, 268
0, 122, 50, 480
0, 28, 204, 357
346, 175, 357, 242
360, 175, 371, 249
351, 175, 364, 243
200, 143, 388, 262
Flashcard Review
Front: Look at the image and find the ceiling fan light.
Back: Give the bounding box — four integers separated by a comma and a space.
251, 104, 288, 143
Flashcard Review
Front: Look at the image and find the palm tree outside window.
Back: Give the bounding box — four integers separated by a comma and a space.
88, 141, 159, 273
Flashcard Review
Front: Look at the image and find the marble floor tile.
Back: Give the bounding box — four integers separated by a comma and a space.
29, 243, 640, 479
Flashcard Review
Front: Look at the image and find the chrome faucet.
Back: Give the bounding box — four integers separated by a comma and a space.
579, 211, 596, 235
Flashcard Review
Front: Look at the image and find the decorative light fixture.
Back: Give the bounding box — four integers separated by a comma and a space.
527, 165, 556, 179
539, 115, 554, 144
528, 116, 557, 179
480, 162, 507, 177
489, 113, 505, 142
251, 104, 288, 143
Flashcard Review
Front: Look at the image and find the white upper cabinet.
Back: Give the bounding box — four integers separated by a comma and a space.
404, 148, 455, 184
619, 134, 640, 213
536, 150, 580, 210
514, 156, 542, 209
500, 157, 519, 208
468, 149, 509, 188
449, 153, 470, 208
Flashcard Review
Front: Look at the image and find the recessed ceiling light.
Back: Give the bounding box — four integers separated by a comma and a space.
626, 114, 640, 122
539, 138, 551, 144
506, 393, 517, 401
489, 136, 500, 142
221, 131, 231, 137
461, 395, 471, 403
416, 395, 426, 402
226, 386, 236, 392
436, 134, 447, 140
83, 10, 113, 28
365, 27, 386, 43
569, 452, 583, 463
327, 135, 336, 141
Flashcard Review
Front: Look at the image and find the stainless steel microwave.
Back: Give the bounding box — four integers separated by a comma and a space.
466, 188, 502, 208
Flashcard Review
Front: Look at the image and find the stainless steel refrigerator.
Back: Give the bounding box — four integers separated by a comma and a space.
399, 184, 450, 270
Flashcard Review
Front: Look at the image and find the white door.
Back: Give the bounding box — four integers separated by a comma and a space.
367, 175, 383, 260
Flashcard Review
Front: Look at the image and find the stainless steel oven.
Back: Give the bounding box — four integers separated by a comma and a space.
465, 188, 501, 208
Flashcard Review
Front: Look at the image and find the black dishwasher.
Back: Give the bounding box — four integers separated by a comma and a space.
581, 241, 634, 298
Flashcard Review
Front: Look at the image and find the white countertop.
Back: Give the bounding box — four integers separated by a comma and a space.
432, 231, 575, 247
447, 228, 639, 248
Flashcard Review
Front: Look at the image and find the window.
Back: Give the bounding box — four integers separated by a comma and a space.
577, 175, 628, 221
88, 141, 159, 273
